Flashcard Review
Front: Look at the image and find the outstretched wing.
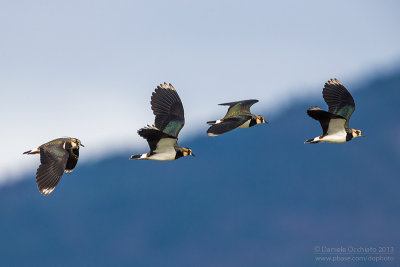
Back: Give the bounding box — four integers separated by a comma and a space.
151, 83, 185, 138
219, 99, 259, 119
207, 117, 250, 136
323, 78, 355, 128
36, 144, 69, 195
307, 106, 346, 135
138, 126, 177, 152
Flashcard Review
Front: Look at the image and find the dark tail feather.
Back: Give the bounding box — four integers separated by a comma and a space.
23, 148, 40, 155
304, 139, 319, 144
206, 119, 243, 137
207, 120, 217, 125
207, 124, 231, 137
130, 154, 146, 160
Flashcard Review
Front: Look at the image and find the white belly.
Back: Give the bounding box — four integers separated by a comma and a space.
149, 138, 177, 161
238, 119, 251, 128
318, 132, 347, 143
148, 152, 176, 161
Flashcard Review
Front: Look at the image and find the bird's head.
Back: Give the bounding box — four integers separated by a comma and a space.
182, 147, 195, 157
70, 138, 85, 148
351, 129, 364, 139
256, 115, 268, 124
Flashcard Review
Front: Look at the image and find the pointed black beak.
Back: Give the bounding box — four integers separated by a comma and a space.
80, 143, 85, 147
192, 153, 195, 157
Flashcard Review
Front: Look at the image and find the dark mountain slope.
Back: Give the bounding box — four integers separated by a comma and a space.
0, 72, 399, 266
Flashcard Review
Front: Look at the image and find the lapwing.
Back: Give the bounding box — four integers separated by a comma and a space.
305, 78, 364, 144
206, 99, 268, 136
130, 83, 194, 161
23, 137, 84, 195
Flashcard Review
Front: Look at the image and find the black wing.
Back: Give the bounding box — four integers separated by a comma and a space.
219, 99, 259, 119
36, 145, 69, 195
65, 148, 79, 173
323, 78, 355, 127
207, 117, 250, 136
151, 83, 185, 138
307, 106, 345, 135
138, 126, 176, 152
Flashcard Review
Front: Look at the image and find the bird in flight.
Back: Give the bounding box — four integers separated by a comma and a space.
23, 137, 84, 195
305, 78, 364, 144
130, 83, 194, 161
206, 99, 268, 136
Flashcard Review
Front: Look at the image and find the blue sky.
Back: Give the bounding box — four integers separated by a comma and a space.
1, 0, 400, 183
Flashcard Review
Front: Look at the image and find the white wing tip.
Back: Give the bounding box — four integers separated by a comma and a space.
142, 125, 159, 130
158, 82, 175, 91
40, 187, 55, 196
327, 78, 342, 86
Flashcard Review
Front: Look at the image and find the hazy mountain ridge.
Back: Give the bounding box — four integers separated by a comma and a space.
1, 72, 399, 266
